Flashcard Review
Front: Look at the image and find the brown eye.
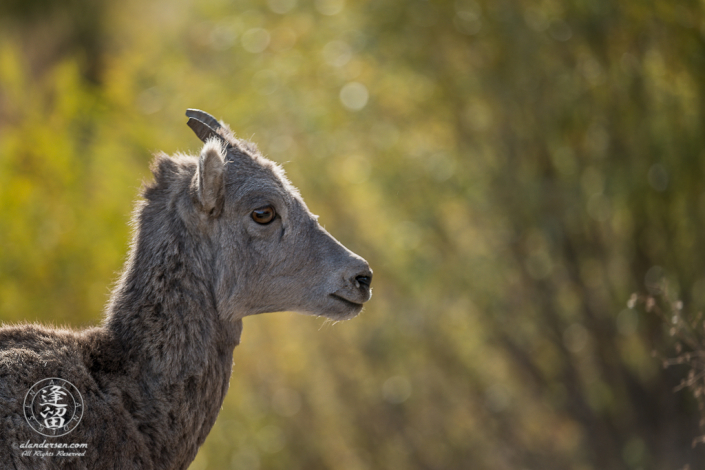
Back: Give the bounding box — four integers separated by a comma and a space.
251, 205, 276, 225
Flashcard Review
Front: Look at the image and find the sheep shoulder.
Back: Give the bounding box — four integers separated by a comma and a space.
0, 325, 153, 470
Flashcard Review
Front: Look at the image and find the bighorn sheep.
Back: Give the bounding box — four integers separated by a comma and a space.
0, 109, 373, 470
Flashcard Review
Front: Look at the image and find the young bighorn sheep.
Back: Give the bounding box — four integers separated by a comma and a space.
0, 109, 372, 470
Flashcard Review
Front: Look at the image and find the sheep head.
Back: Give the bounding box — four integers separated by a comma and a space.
184, 109, 372, 322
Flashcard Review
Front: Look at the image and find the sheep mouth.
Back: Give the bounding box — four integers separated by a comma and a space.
329, 294, 363, 308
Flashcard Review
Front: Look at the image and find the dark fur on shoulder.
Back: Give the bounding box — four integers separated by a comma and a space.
0, 113, 372, 470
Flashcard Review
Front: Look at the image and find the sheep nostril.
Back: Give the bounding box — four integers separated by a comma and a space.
355, 275, 372, 289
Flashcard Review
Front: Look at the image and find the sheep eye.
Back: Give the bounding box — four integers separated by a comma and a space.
251, 205, 276, 225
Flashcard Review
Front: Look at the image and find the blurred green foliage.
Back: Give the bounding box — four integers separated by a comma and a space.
2, 0, 705, 469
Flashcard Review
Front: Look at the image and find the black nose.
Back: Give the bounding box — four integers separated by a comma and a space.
355, 274, 372, 288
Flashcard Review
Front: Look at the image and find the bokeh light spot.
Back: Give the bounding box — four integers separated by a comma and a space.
524, 8, 549, 32
485, 384, 511, 412
645, 265, 664, 293
257, 425, 286, 454
252, 69, 279, 95
340, 82, 369, 111
323, 40, 352, 67
267, 0, 297, 14
382, 376, 412, 404
549, 20, 573, 41
424, 152, 456, 182
209, 24, 237, 50
587, 193, 612, 222
136, 87, 163, 115
268, 134, 294, 156
231, 448, 260, 470
454, 11, 482, 35
271, 388, 302, 417
241, 28, 271, 53
648, 164, 668, 192
393, 221, 422, 251
526, 250, 553, 280
315, 0, 345, 16
563, 323, 589, 353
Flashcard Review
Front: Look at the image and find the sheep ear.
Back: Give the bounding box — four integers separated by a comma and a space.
194, 139, 225, 217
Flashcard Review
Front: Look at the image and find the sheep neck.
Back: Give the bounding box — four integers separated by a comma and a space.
102, 202, 241, 469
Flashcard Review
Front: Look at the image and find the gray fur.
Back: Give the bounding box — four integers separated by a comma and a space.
0, 113, 372, 470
